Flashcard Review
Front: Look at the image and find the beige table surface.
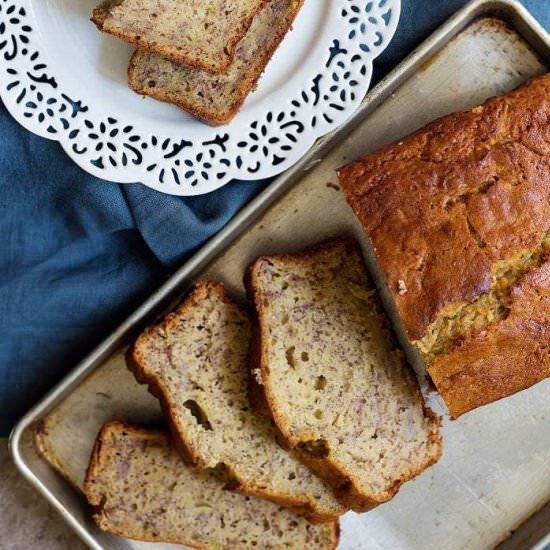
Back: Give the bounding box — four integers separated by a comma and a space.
0, 438, 85, 550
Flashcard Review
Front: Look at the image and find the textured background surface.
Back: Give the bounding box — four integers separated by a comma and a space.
0, 440, 85, 549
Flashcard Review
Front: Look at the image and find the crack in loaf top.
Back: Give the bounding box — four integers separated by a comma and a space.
338, 73, 550, 341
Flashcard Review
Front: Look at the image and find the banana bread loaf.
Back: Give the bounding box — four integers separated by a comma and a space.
337, 73, 550, 418
84, 421, 340, 549
246, 239, 441, 513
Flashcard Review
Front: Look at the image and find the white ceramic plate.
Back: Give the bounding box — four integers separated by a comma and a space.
0, 0, 400, 195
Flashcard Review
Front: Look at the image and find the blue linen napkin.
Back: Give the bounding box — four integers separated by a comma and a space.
1, 0, 548, 435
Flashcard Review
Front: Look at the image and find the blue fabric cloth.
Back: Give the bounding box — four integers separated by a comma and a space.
1, 0, 549, 435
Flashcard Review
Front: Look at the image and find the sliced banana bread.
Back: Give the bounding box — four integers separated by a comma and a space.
92, 0, 265, 73
128, 0, 304, 125
127, 281, 345, 522
337, 74, 550, 418
85, 421, 340, 549
246, 239, 442, 513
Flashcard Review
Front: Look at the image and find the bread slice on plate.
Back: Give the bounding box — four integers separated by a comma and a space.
84, 421, 340, 549
91, 0, 266, 74
246, 239, 442, 513
128, 0, 304, 125
127, 281, 346, 522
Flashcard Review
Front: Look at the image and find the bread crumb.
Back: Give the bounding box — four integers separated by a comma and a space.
253, 368, 263, 386
397, 280, 408, 295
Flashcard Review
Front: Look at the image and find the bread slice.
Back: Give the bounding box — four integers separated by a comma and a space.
127, 0, 304, 125
84, 421, 340, 549
92, 0, 265, 74
245, 239, 442, 513
127, 281, 346, 522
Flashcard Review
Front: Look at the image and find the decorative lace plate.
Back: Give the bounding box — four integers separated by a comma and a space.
0, 0, 400, 196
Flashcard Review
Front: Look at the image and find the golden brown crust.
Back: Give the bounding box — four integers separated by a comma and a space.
430, 260, 550, 418
127, 280, 341, 522
244, 269, 274, 416
338, 74, 550, 417
83, 421, 111, 506
127, 0, 305, 125
92, 0, 268, 75
245, 238, 442, 513
338, 73, 550, 341
329, 520, 341, 550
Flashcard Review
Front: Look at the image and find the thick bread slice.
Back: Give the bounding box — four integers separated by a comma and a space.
128, 0, 304, 125
246, 239, 442, 513
127, 281, 346, 522
92, 0, 265, 74
84, 421, 340, 549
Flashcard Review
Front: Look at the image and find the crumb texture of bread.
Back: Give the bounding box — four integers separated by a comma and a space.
84, 421, 339, 549
128, 0, 304, 125
92, 0, 265, 73
429, 260, 550, 418
246, 239, 441, 512
128, 281, 345, 521
337, 74, 550, 417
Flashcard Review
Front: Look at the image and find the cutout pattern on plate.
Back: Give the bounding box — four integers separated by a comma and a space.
0, 0, 400, 195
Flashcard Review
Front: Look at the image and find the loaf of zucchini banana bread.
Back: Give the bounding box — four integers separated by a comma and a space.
338, 73, 550, 418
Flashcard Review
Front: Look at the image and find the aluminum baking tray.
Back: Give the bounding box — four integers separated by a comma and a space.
10, 1, 550, 549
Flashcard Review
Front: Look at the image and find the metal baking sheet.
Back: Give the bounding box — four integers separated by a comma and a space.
10, 1, 550, 549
